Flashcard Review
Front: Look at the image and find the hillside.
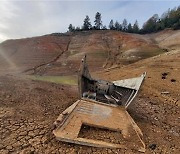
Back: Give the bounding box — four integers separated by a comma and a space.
1, 30, 177, 75
94, 36, 180, 153
0, 29, 180, 153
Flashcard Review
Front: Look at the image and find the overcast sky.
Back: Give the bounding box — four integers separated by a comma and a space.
0, 0, 179, 42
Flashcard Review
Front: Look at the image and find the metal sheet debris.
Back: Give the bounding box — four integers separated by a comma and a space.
53, 55, 146, 152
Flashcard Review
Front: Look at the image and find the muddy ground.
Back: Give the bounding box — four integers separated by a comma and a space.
0, 71, 179, 154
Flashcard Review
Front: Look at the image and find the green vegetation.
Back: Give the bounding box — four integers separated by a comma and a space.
87, 51, 107, 59
94, 12, 102, 30
68, 6, 180, 33
83, 15, 92, 30
29, 75, 77, 85
142, 7, 180, 33
138, 48, 165, 59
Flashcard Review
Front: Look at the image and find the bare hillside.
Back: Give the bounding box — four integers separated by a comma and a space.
0, 29, 179, 154
0, 30, 171, 75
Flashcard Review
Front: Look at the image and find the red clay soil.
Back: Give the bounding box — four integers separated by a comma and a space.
0, 30, 167, 75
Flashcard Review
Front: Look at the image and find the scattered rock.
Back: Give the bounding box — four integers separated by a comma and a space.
0, 149, 9, 154
28, 130, 35, 137
6, 145, 13, 150
154, 117, 158, 121
161, 91, 170, 94
0, 144, 4, 150
149, 101, 157, 105
171, 79, 176, 82
162, 76, 166, 79
161, 72, 169, 79
149, 144, 157, 150
19, 131, 27, 136
20, 148, 35, 154
107, 149, 112, 153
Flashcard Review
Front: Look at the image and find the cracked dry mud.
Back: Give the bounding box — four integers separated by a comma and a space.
0, 74, 180, 154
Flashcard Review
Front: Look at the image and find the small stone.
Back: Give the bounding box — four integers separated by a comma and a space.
24, 136, 31, 141
41, 137, 48, 144
28, 131, 34, 137
171, 79, 176, 82
149, 101, 157, 105
6, 145, 13, 150
149, 144, 157, 150
19, 131, 27, 136
0, 144, 5, 150
0, 149, 9, 154
107, 149, 112, 153
12, 141, 21, 148
161, 91, 169, 94
33, 129, 39, 136
22, 142, 30, 148
39, 129, 46, 135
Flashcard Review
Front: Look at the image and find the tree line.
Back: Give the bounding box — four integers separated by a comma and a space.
68, 6, 180, 34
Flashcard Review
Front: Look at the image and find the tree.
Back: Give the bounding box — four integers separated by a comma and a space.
94, 12, 102, 29
114, 21, 121, 30
168, 7, 180, 29
122, 19, 128, 31
155, 19, 165, 31
109, 19, 114, 30
161, 7, 180, 30
67, 5, 180, 34
127, 23, 133, 33
102, 25, 107, 30
68, 24, 75, 32
83, 15, 92, 30
119, 24, 122, 31
133, 20, 139, 33
75, 26, 81, 31
142, 14, 159, 33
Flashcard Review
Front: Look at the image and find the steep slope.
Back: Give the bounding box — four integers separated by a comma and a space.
0, 30, 166, 75
0, 34, 71, 73
94, 41, 180, 154
95, 29, 180, 103
150, 29, 180, 50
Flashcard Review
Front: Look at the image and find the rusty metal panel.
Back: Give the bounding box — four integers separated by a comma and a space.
113, 73, 146, 91
78, 55, 146, 108
53, 55, 146, 152
53, 99, 145, 152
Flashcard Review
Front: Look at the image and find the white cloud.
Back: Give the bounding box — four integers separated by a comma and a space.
0, 1, 179, 42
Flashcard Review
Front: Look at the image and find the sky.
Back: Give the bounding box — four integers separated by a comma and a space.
0, 0, 180, 42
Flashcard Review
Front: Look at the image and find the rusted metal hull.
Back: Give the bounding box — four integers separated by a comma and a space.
53, 99, 145, 152
78, 55, 146, 108
53, 55, 146, 152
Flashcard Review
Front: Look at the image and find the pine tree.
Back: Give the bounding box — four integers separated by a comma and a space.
155, 19, 165, 31
102, 25, 107, 30
68, 24, 75, 32
142, 14, 158, 33
119, 24, 122, 31
122, 19, 128, 31
94, 12, 102, 30
133, 20, 139, 33
127, 23, 133, 33
83, 15, 92, 30
109, 19, 114, 30
114, 21, 121, 30
75, 26, 81, 31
